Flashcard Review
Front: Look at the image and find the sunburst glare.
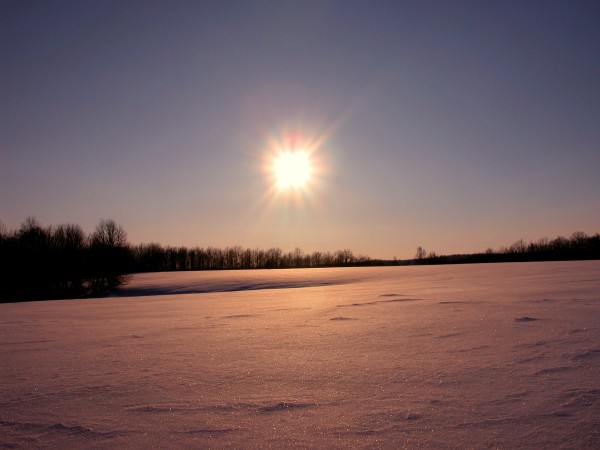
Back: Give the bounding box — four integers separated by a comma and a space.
273, 150, 312, 189
259, 127, 330, 206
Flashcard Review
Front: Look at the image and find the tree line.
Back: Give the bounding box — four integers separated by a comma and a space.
1, 217, 598, 302
0, 217, 131, 302
0, 217, 369, 302
410, 231, 600, 265
132, 243, 369, 272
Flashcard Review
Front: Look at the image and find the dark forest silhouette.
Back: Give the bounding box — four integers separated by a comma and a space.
406, 232, 600, 266
132, 244, 368, 272
0, 218, 368, 302
0, 218, 131, 302
1, 217, 599, 302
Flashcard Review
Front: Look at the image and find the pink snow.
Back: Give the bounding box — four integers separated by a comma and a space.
1, 261, 599, 448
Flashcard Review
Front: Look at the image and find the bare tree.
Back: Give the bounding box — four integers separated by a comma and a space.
570, 231, 588, 247
89, 219, 129, 290
91, 219, 127, 248
509, 239, 526, 253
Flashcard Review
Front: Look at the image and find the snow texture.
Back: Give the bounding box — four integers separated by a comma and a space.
1, 261, 599, 448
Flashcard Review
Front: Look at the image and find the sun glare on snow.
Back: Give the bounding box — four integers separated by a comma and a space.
273, 151, 312, 189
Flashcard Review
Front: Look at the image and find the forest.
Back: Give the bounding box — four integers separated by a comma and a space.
407, 232, 600, 266
0, 218, 130, 302
1, 217, 599, 302
0, 218, 368, 302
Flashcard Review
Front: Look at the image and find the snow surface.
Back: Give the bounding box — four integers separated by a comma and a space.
1, 261, 599, 448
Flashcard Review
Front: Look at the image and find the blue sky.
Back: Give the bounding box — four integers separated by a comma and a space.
2, 1, 599, 258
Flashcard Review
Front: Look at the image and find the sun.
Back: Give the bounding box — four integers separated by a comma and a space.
273, 151, 312, 189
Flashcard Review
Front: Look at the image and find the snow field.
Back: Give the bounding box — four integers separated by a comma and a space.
1, 261, 599, 448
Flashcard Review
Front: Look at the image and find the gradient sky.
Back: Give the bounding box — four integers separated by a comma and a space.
2, 1, 599, 259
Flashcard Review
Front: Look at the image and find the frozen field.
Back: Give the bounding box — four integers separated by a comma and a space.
1, 261, 599, 448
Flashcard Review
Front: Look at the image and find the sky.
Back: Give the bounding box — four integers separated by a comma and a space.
1, 0, 599, 259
